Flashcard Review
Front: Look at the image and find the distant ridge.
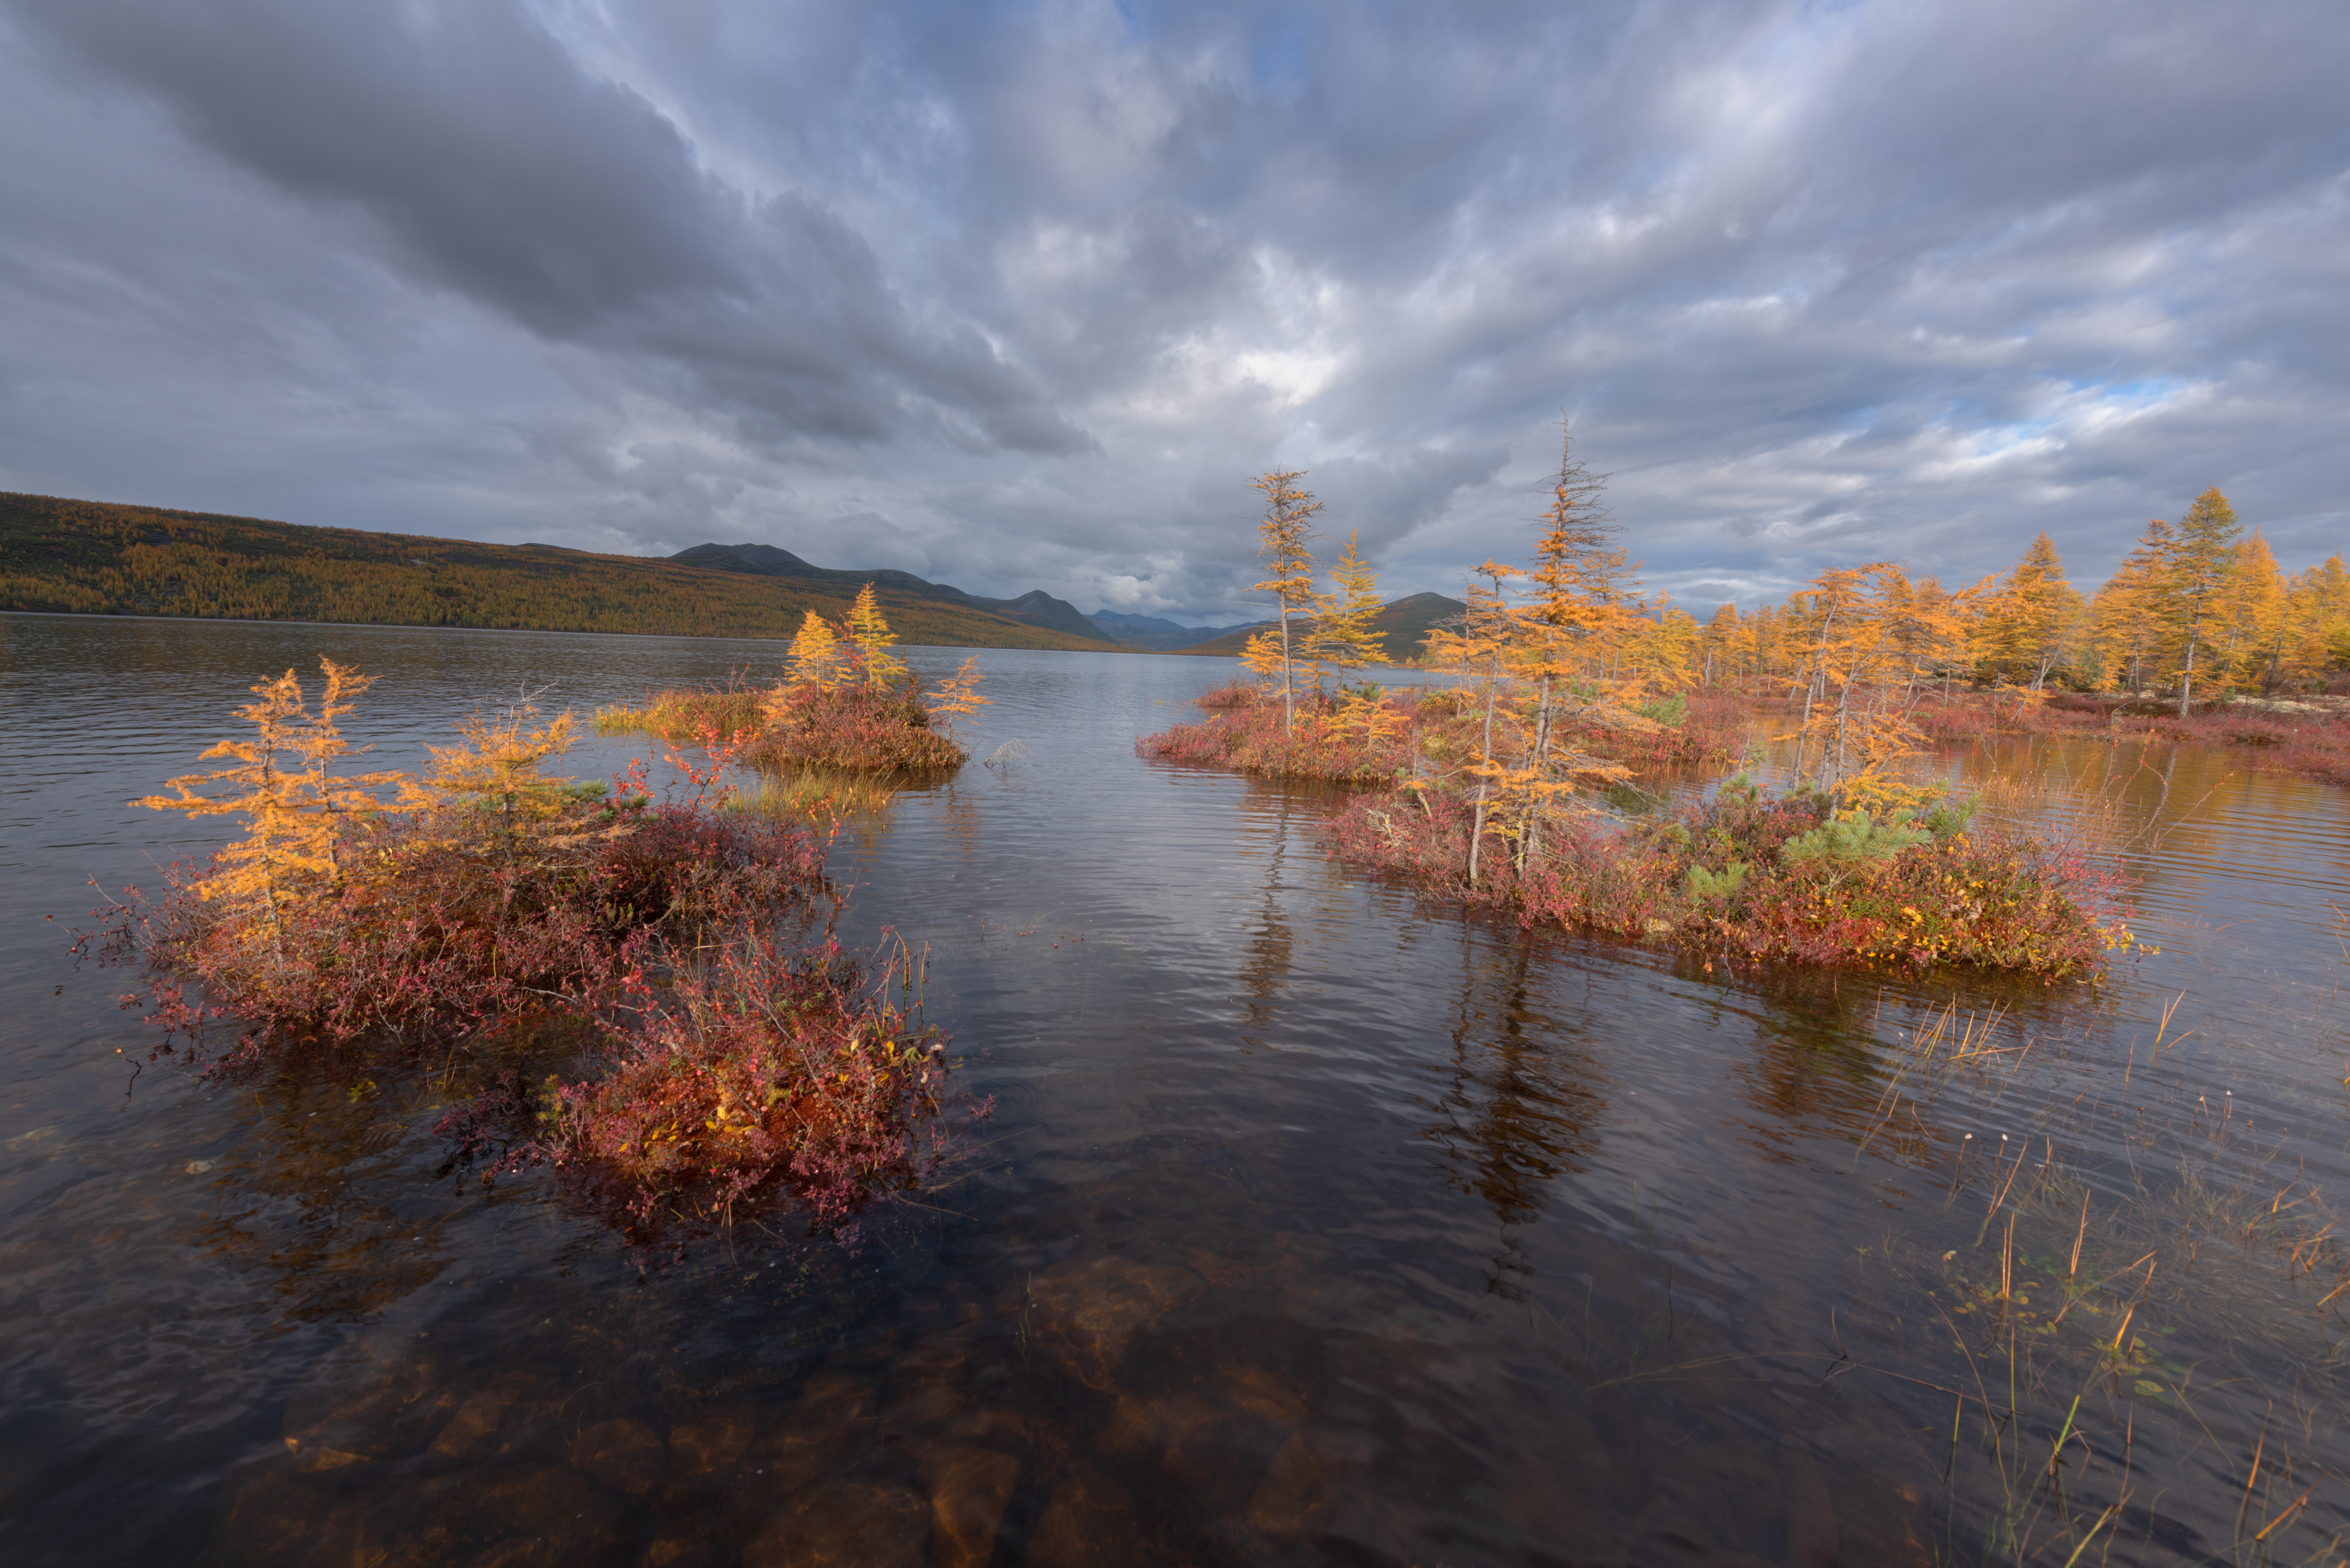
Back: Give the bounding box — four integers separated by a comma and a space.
670, 542, 1107, 641
0, 493, 1126, 652
1170, 591, 1467, 663
1089, 608, 1261, 652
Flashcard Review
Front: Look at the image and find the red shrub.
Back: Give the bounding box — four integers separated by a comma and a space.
1192, 679, 1263, 711
532, 931, 968, 1242
745, 679, 966, 774
1138, 693, 1412, 783
1141, 681, 1742, 787
117, 795, 830, 1069
1321, 779, 2126, 980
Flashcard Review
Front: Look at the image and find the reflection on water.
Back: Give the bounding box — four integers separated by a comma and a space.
1423, 925, 1605, 1232
4, 611, 2349, 1564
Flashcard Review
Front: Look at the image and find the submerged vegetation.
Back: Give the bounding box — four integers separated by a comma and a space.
1141, 428, 2138, 978
101, 656, 968, 1245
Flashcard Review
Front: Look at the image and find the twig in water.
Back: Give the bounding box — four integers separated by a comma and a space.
2252, 1481, 2317, 1544
2235, 1404, 2270, 1542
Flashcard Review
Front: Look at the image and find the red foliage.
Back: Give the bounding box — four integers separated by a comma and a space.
1322, 781, 2125, 979
117, 793, 828, 1067
1900, 693, 2350, 787
1606, 693, 1754, 771
531, 931, 970, 1242
1137, 693, 1411, 783
1139, 681, 1744, 786
744, 678, 967, 774
93, 674, 981, 1248
1192, 679, 1264, 711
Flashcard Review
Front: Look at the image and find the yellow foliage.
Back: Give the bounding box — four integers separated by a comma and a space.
134, 660, 403, 947
1307, 531, 1386, 681
845, 584, 908, 685
923, 656, 990, 737
782, 610, 847, 695
1239, 627, 1288, 686
408, 699, 601, 859
1779, 563, 1979, 791
1248, 469, 1323, 730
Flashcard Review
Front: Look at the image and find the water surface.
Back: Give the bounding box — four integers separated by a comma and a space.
4, 612, 2347, 1565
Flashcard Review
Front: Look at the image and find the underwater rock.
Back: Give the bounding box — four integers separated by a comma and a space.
281, 1357, 463, 1464
201, 1469, 371, 1567
1023, 1257, 1205, 1390
1025, 1461, 1167, 1568
667, 1408, 759, 1483
1244, 1427, 1382, 1546
742, 1477, 929, 1568
920, 1444, 1021, 1568
571, 1418, 667, 1496
348, 1465, 626, 1568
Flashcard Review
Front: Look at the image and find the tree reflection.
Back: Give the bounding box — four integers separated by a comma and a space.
1419, 924, 1605, 1242
1233, 789, 1298, 1055
189, 1055, 474, 1323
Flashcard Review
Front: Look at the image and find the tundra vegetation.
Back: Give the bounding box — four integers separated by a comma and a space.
1133, 427, 2311, 977
102, 652, 970, 1245
0, 491, 1119, 650
594, 586, 989, 800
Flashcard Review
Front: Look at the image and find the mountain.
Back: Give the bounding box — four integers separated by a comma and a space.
1088, 608, 1262, 652
1170, 591, 1467, 663
0, 494, 1126, 652
670, 542, 1106, 641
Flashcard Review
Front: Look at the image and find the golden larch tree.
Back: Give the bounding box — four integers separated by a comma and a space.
1248, 469, 1323, 732
2088, 519, 2176, 699
1306, 530, 1388, 683
134, 660, 402, 962
845, 584, 908, 685
2219, 533, 2286, 694
2165, 487, 2242, 715
1975, 532, 2084, 691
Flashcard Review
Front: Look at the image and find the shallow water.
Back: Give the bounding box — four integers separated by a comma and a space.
4, 611, 2347, 1566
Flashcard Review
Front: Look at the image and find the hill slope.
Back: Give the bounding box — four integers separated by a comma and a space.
1089, 608, 1262, 651
670, 542, 1107, 640
1171, 591, 1466, 663
0, 493, 1126, 651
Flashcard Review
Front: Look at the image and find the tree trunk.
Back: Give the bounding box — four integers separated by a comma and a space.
1278, 602, 1295, 733
1468, 671, 1498, 888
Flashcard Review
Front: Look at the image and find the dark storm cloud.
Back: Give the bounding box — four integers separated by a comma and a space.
1, 0, 2343, 616
10, 0, 1085, 453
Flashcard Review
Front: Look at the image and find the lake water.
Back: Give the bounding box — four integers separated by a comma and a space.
4, 611, 2347, 1566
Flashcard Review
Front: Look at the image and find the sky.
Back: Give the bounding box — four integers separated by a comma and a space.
3, 0, 2345, 624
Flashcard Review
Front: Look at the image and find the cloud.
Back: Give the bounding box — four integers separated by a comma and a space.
2, 0, 2344, 616
11, 0, 1086, 452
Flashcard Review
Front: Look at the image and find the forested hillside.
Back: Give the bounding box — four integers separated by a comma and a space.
0, 493, 1124, 650
1174, 591, 1467, 662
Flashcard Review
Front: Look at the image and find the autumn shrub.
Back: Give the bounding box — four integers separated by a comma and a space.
518, 930, 962, 1240
124, 755, 828, 1067
744, 677, 968, 774
1193, 679, 1262, 711
1605, 691, 1752, 770
1908, 694, 2108, 744
2141, 703, 2350, 785
1139, 678, 1740, 786
1138, 688, 1412, 783
103, 658, 968, 1242
592, 687, 765, 743
1323, 775, 2126, 979
602, 592, 988, 782
1899, 691, 2350, 786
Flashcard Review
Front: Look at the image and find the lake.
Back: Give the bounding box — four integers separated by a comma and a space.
4, 611, 2347, 1565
